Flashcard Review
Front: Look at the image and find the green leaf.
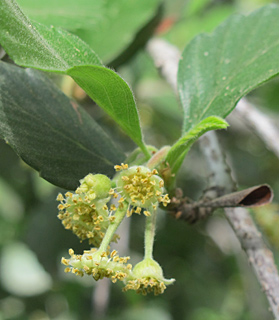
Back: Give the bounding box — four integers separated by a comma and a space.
165, 5, 233, 50
166, 117, 228, 174
0, 0, 146, 151
0, 1, 102, 70
0, 61, 125, 190
17, 0, 161, 63
67, 66, 146, 152
17, 0, 104, 31
178, 4, 279, 133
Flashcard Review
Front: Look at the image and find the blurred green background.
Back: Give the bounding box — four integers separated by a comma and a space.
1, 0, 279, 319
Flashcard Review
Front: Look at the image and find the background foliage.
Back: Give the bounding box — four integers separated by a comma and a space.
1, 0, 279, 319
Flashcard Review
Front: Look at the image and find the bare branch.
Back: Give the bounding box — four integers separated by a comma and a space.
147, 37, 279, 319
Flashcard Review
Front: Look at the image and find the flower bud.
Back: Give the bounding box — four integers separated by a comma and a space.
76, 174, 111, 199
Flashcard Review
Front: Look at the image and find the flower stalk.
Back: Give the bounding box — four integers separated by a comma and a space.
144, 207, 157, 259
98, 203, 128, 253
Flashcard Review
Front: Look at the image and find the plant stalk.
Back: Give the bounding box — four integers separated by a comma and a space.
144, 208, 157, 259
98, 203, 127, 252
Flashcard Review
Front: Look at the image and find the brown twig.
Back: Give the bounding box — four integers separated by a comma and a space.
147, 37, 279, 319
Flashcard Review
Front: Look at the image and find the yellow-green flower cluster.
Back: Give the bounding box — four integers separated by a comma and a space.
62, 248, 132, 282
123, 258, 175, 295
57, 174, 119, 247
58, 168, 174, 296
113, 164, 170, 217
61, 249, 174, 295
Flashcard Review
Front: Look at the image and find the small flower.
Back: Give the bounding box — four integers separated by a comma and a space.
57, 174, 119, 247
62, 248, 132, 283
112, 164, 170, 217
123, 258, 175, 295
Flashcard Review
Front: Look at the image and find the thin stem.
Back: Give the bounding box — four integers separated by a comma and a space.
144, 208, 157, 259
98, 203, 128, 253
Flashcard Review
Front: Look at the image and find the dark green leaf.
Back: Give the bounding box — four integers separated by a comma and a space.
178, 5, 279, 133
0, 62, 125, 190
166, 117, 228, 174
